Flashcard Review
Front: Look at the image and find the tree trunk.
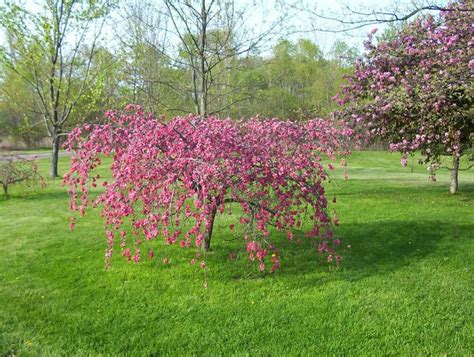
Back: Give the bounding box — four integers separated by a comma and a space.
202, 207, 217, 251
199, 0, 208, 117
2, 183, 8, 198
50, 135, 60, 179
450, 155, 460, 194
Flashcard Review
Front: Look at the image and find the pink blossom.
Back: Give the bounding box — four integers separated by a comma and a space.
122, 248, 131, 260
64, 106, 348, 271
335, 0, 472, 194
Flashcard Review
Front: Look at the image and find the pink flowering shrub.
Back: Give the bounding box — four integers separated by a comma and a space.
335, 1, 473, 187
64, 105, 350, 271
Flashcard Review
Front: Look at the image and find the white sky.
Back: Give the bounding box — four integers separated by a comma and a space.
0, 0, 447, 56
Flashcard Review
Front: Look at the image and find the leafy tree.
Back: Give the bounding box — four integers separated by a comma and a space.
0, 0, 113, 178
0, 64, 46, 146
115, 1, 187, 117
335, 1, 473, 193
329, 40, 359, 68
64, 105, 350, 271
247, 39, 349, 119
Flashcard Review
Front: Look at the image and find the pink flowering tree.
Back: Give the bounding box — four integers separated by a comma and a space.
64, 105, 350, 272
335, 1, 473, 193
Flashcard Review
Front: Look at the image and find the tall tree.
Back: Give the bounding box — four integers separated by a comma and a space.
162, 0, 284, 117
116, 1, 184, 116
0, 0, 112, 178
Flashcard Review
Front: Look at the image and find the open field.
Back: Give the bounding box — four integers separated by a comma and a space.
1, 151, 473, 355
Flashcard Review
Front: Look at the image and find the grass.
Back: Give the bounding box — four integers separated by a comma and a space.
0, 151, 473, 355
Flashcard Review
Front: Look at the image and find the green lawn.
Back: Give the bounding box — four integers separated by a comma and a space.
1, 151, 473, 355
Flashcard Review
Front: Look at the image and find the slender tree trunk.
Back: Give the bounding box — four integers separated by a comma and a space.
199, 0, 207, 117
2, 183, 8, 198
202, 206, 217, 251
450, 155, 460, 194
50, 134, 60, 179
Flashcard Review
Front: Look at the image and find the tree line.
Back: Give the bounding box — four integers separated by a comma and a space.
0, 0, 357, 177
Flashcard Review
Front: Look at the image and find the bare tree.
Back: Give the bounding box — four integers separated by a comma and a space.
114, 1, 177, 116
0, 0, 112, 178
156, 0, 286, 117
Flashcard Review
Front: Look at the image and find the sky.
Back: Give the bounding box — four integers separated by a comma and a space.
277, 0, 447, 53
0, 0, 447, 56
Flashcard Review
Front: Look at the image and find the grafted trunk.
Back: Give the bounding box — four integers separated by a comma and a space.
202, 207, 217, 251
450, 155, 460, 194
50, 135, 60, 179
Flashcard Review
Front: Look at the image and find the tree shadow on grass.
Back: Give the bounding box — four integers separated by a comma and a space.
331, 182, 474, 197
219, 220, 472, 285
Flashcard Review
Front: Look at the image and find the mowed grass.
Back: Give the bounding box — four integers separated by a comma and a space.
0, 151, 473, 355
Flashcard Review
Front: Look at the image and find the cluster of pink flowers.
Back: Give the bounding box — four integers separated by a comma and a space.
64, 105, 350, 271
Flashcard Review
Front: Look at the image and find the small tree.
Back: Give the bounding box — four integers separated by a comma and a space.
335, 1, 473, 193
0, 150, 45, 197
64, 105, 350, 271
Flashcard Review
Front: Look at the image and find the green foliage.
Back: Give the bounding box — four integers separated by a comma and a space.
0, 0, 113, 139
99, 36, 353, 120
231, 39, 350, 119
1, 0, 353, 142
0, 63, 46, 145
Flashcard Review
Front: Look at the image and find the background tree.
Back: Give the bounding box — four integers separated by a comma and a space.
335, 1, 473, 193
0, 0, 113, 178
115, 1, 185, 116
0, 61, 46, 146
238, 39, 350, 119
0, 0, 357, 148
161, 0, 284, 117
0, 149, 45, 197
